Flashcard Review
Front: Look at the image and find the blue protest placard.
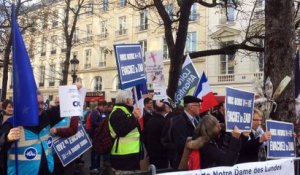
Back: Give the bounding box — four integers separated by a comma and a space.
266, 120, 296, 158
52, 123, 92, 167
225, 87, 255, 131
114, 44, 147, 89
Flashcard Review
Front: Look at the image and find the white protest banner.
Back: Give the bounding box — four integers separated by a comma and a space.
145, 51, 165, 85
153, 84, 167, 100
59, 85, 82, 117
158, 158, 294, 175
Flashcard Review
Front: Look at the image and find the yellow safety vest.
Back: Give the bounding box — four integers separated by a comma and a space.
109, 106, 140, 155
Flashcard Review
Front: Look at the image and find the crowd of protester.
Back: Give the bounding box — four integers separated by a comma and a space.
0, 89, 274, 175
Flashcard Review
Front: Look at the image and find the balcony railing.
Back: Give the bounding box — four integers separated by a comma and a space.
98, 33, 108, 39
136, 24, 148, 32
51, 50, 56, 55
84, 63, 91, 69
117, 1, 127, 7
39, 82, 44, 87
83, 36, 93, 42
189, 13, 200, 21
49, 82, 55, 86
209, 72, 264, 84
98, 61, 106, 67
41, 52, 46, 56
115, 29, 127, 36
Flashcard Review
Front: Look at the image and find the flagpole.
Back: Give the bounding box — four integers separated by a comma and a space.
133, 86, 139, 108
11, 2, 19, 175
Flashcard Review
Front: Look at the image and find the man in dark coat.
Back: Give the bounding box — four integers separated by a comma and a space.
237, 109, 272, 163
171, 95, 202, 169
144, 101, 169, 169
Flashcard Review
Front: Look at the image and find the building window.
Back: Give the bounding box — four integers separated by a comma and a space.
185, 32, 197, 54
52, 11, 58, 28
139, 40, 147, 60
42, 18, 48, 29
189, 3, 199, 21
227, 0, 237, 22
73, 27, 79, 43
220, 41, 235, 74
100, 20, 108, 39
165, 3, 174, 20
51, 35, 57, 55
93, 76, 102, 91
102, 0, 109, 11
40, 37, 46, 56
112, 75, 119, 91
49, 64, 55, 86
139, 10, 148, 31
118, 0, 127, 7
86, 2, 93, 15
84, 49, 91, 69
39, 66, 45, 87
99, 47, 107, 67
163, 37, 169, 60
256, 0, 265, 8
86, 24, 93, 41
116, 16, 127, 35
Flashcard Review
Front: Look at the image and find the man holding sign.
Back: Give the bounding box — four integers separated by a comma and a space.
238, 109, 272, 163
49, 96, 79, 174
109, 90, 142, 174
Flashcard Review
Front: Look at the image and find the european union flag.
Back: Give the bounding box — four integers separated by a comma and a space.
12, 4, 39, 126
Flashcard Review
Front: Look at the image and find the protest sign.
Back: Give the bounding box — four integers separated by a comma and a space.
266, 120, 296, 158
59, 85, 82, 117
153, 84, 167, 100
145, 51, 165, 85
114, 44, 146, 89
174, 55, 200, 106
52, 123, 92, 167
225, 87, 255, 131
158, 158, 294, 175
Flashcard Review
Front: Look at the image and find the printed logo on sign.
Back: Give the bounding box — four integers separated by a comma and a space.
47, 137, 53, 148
24, 147, 37, 160
73, 101, 80, 107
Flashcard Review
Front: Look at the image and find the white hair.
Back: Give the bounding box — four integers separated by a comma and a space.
115, 90, 133, 104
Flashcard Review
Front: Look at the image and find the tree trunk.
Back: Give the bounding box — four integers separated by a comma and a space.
1, 36, 12, 101
265, 0, 295, 122
61, 45, 71, 85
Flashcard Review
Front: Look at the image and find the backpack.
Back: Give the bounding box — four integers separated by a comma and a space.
92, 118, 116, 154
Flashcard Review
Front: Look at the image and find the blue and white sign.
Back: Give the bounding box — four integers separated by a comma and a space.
225, 87, 255, 132
114, 44, 147, 89
53, 123, 92, 167
266, 120, 296, 158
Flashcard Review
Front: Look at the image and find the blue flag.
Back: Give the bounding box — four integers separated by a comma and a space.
12, 5, 39, 126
